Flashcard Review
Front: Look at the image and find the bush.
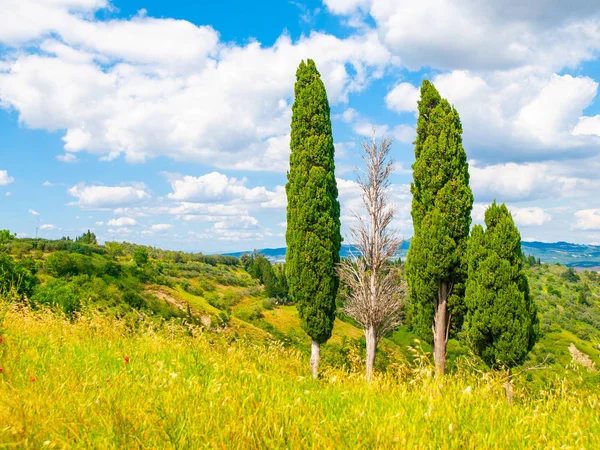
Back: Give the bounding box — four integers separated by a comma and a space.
0, 254, 38, 299
262, 298, 277, 310
32, 280, 81, 315
45, 252, 78, 278
133, 248, 149, 267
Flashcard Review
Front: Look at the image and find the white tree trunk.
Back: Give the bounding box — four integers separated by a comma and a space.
310, 340, 320, 379
365, 325, 377, 380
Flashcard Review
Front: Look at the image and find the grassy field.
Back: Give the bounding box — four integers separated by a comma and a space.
1, 303, 599, 449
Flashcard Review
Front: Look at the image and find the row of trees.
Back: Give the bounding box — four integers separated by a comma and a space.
285, 60, 539, 382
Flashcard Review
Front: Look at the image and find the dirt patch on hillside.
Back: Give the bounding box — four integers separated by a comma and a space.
569, 343, 596, 371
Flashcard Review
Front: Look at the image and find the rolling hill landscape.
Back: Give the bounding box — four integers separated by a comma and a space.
1, 233, 599, 447
228, 240, 600, 269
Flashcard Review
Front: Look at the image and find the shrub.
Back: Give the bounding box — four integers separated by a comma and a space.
0, 254, 38, 298
45, 251, 78, 278
32, 280, 81, 315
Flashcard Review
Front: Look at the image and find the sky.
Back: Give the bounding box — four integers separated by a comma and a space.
2, 0, 600, 253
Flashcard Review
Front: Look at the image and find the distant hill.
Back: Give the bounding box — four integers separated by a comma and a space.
226, 240, 600, 268
225, 242, 412, 263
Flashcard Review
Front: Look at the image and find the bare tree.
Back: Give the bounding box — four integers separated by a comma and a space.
337, 135, 407, 379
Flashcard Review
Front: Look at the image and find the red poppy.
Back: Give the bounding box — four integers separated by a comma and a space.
0, 336, 4, 343
0, 368, 4, 374
30, 377, 36, 382
124, 356, 130, 364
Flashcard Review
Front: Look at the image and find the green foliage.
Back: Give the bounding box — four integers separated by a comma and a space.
133, 247, 149, 267
285, 59, 341, 344
245, 252, 288, 299
405, 80, 474, 342
0, 229, 15, 242
32, 279, 81, 315
561, 267, 581, 283
0, 254, 38, 298
76, 230, 98, 245
465, 202, 539, 369
45, 251, 79, 278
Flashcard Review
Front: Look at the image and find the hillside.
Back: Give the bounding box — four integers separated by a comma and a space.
1, 235, 600, 446
1, 235, 599, 375
228, 240, 600, 268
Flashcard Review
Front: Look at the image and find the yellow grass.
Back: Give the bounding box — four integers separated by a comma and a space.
1, 303, 598, 449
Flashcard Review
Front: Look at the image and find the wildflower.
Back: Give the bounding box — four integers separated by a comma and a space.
30, 377, 36, 382
0, 368, 3, 374
0, 336, 3, 343
124, 356, 130, 364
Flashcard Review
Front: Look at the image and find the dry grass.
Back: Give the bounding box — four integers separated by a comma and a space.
0, 302, 598, 449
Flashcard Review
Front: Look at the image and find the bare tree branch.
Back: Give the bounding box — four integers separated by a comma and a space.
336, 133, 407, 379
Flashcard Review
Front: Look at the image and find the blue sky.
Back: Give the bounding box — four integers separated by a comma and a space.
3, 0, 600, 253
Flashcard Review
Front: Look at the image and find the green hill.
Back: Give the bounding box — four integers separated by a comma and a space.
1, 235, 600, 447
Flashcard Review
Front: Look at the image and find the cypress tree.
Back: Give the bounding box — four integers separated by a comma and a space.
405, 80, 473, 375
465, 202, 539, 401
286, 59, 341, 378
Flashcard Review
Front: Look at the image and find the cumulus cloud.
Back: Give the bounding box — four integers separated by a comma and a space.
167, 172, 276, 203
0, 170, 14, 185
39, 223, 56, 230
151, 224, 172, 232
329, 0, 600, 72
0, 1, 392, 171
107, 217, 138, 227
574, 209, 600, 231
470, 161, 600, 202
473, 203, 551, 227
29, 209, 40, 216
510, 207, 551, 227
68, 183, 150, 209
385, 82, 420, 114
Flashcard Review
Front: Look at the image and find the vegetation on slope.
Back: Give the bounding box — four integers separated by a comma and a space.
1, 306, 599, 449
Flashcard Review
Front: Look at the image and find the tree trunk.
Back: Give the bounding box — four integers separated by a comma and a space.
310, 340, 320, 379
505, 368, 514, 404
365, 325, 377, 380
433, 282, 450, 376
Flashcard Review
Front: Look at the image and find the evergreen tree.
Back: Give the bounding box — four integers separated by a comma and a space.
405, 80, 473, 375
286, 59, 341, 378
465, 202, 539, 401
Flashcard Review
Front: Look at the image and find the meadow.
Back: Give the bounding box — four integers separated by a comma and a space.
1, 236, 600, 448
1, 302, 599, 449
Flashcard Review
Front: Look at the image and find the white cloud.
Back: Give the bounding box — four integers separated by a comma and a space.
56, 152, 79, 163
385, 82, 420, 114
353, 120, 415, 144
0, 2, 392, 171
29, 209, 40, 216
470, 161, 600, 202
68, 183, 150, 209
323, 0, 370, 15
107, 217, 138, 227
42, 181, 55, 187
40, 223, 56, 230
510, 207, 551, 227
574, 209, 600, 231
260, 186, 286, 209
167, 172, 275, 203
95, 221, 104, 226
332, 0, 600, 72
151, 224, 172, 232
5, 192, 11, 197
473, 203, 550, 227
0, 170, 14, 185
391, 72, 600, 163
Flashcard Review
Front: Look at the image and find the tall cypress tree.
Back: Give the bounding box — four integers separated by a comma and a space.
286, 59, 341, 378
465, 201, 539, 400
405, 80, 473, 375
